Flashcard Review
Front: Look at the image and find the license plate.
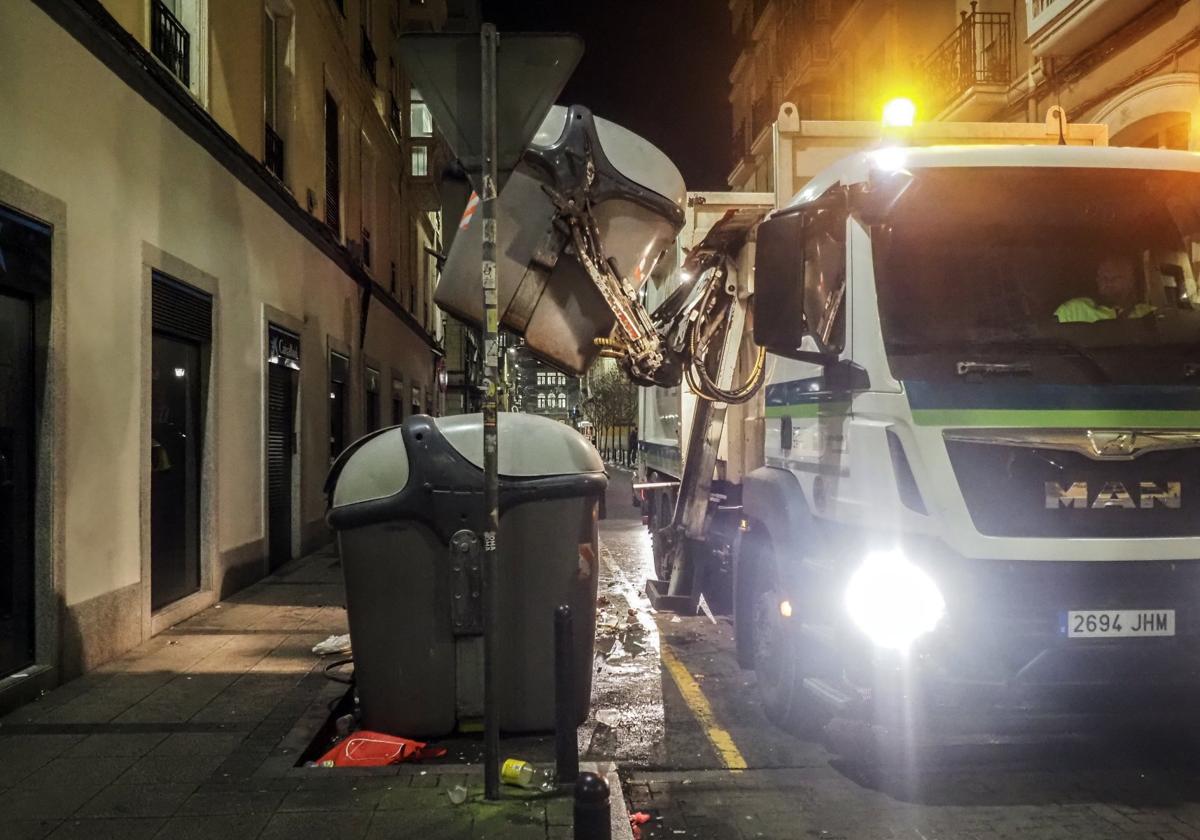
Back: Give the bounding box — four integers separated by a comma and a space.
1065, 609, 1175, 639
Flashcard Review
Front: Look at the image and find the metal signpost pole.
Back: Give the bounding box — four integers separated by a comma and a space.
479, 22, 502, 802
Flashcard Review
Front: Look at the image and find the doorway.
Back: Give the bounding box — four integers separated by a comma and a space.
0, 292, 35, 678
0, 205, 50, 680
150, 274, 210, 611
266, 326, 299, 571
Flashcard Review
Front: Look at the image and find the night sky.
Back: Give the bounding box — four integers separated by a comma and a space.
479, 1, 736, 190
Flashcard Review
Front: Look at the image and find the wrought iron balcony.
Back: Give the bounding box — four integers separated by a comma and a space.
151, 0, 190, 86
264, 124, 284, 181
923, 2, 1013, 115
361, 27, 377, 83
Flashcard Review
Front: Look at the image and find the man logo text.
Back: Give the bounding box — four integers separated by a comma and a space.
1045, 481, 1182, 510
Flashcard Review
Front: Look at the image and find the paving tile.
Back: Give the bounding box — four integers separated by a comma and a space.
376, 785, 453, 811
149, 732, 247, 757
46, 817, 165, 840
0, 734, 87, 763
65, 732, 169, 758
75, 783, 197, 819
367, 810, 478, 840
23, 755, 139, 789
259, 810, 373, 840
277, 781, 387, 812
0, 783, 104, 819
176, 782, 289, 815
150, 812, 271, 840
5, 819, 61, 840
119, 751, 227, 785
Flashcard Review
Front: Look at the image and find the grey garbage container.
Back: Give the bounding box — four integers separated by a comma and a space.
325, 412, 607, 738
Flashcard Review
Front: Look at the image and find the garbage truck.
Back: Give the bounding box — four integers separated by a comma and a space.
438, 100, 1200, 739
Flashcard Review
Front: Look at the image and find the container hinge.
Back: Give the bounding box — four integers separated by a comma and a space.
449, 529, 484, 636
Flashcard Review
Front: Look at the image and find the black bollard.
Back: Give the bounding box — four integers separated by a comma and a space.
573, 771, 610, 840
555, 605, 579, 785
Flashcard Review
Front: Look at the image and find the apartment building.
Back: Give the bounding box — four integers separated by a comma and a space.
728, 0, 1200, 190
512, 348, 582, 422
0, 0, 460, 709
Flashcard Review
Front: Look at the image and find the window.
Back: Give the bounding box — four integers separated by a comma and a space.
392, 378, 404, 424
537, 371, 546, 386
152, 0, 204, 96
262, 7, 286, 180
365, 366, 381, 432
410, 86, 433, 138
557, 393, 567, 409
324, 92, 340, 234
537, 392, 546, 409
411, 145, 429, 177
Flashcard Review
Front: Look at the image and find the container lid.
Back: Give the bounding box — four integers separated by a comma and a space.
330, 428, 410, 508
435, 413, 603, 477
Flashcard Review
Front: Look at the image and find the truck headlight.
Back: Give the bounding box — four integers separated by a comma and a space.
844, 550, 945, 652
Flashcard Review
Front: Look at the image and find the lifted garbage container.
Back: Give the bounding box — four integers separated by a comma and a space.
325, 413, 606, 737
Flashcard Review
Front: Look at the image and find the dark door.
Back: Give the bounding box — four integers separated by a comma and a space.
150, 332, 203, 610
267, 362, 297, 570
329, 351, 348, 461
150, 274, 210, 612
0, 292, 35, 678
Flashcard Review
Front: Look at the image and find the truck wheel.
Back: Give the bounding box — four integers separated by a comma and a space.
733, 530, 765, 669
753, 589, 831, 738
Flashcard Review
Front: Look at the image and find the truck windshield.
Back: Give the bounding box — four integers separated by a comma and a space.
871, 167, 1200, 384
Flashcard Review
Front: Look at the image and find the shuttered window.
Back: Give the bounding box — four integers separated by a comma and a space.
324, 92, 340, 234
152, 272, 211, 342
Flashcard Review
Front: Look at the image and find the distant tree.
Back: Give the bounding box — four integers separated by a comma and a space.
582, 364, 636, 459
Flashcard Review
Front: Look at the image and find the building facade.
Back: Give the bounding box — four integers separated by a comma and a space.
0, 0, 456, 708
728, 0, 1200, 190
511, 348, 582, 422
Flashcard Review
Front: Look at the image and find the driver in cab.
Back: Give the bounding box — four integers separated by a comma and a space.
1055, 255, 1157, 323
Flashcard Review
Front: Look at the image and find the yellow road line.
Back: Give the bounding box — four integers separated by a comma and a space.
659, 642, 748, 770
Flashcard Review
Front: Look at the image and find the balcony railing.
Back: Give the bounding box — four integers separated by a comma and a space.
361, 27, 377, 83
264, 124, 284, 181
923, 2, 1013, 114
151, 0, 190, 86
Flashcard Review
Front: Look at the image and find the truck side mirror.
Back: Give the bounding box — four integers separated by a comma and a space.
752, 212, 807, 354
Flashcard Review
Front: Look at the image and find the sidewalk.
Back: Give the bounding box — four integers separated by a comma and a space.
0, 544, 614, 840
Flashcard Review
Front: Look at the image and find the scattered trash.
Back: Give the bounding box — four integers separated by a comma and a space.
500, 758, 556, 792
630, 811, 653, 839
447, 784, 468, 805
597, 595, 611, 607
595, 708, 620, 728
312, 633, 352, 656
167, 640, 179, 646
315, 731, 446, 767
696, 593, 717, 625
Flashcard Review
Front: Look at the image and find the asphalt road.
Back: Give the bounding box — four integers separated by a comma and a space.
597, 468, 1200, 839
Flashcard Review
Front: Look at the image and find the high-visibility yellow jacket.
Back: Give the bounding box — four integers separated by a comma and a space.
1054, 297, 1157, 324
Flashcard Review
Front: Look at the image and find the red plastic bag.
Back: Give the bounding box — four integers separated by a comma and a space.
316, 731, 446, 767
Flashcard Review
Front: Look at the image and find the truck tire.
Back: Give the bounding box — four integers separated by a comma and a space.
733, 528, 765, 669
753, 589, 831, 738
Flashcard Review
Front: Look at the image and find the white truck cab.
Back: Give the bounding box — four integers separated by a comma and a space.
741, 141, 1200, 736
